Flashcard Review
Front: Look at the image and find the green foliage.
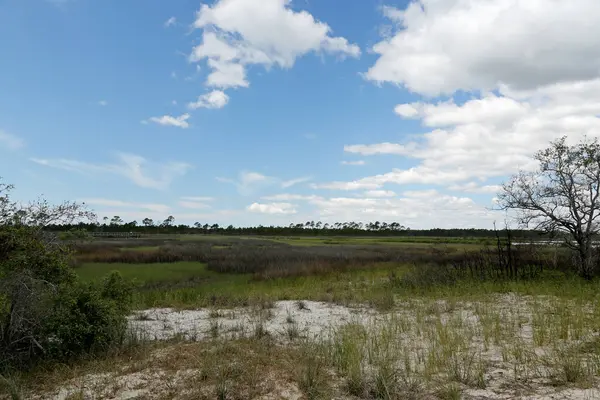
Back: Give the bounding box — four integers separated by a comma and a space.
0, 182, 131, 370
45, 274, 132, 359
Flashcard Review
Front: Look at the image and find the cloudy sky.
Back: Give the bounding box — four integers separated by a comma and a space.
2, 0, 600, 228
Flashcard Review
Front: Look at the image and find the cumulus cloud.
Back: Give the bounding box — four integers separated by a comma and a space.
341, 83, 600, 190
314, 167, 472, 190
247, 202, 297, 215
448, 182, 502, 194
364, 190, 396, 198
189, 0, 360, 89
366, 0, 600, 96
187, 90, 229, 110
147, 113, 191, 129
0, 130, 24, 150
30, 153, 191, 190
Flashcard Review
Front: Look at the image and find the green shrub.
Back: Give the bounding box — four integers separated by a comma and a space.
45, 274, 132, 359
1, 222, 132, 368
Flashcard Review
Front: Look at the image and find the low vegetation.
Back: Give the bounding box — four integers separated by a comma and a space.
4, 135, 600, 399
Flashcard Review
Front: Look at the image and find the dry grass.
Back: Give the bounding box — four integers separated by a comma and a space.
11, 293, 600, 400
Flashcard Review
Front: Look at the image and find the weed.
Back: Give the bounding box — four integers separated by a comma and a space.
436, 383, 462, 400
209, 320, 220, 339
64, 391, 85, 400
552, 346, 588, 384
298, 344, 328, 400
0, 375, 22, 400
285, 309, 295, 324
297, 300, 309, 310
286, 323, 301, 341
216, 379, 229, 400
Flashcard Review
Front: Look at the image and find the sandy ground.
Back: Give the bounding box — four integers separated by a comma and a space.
128, 300, 379, 342
28, 298, 600, 400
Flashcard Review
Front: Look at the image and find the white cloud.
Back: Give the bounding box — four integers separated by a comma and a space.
97, 100, 108, 106
180, 196, 215, 202
394, 103, 420, 118
402, 189, 439, 198
217, 171, 275, 195
147, 114, 190, 129
30, 153, 191, 190
247, 202, 297, 215
0, 130, 24, 150
307, 194, 496, 228
218, 171, 311, 194
314, 167, 472, 190
311, 181, 380, 191
366, 0, 600, 96
178, 201, 211, 210
262, 194, 320, 201
338, 77, 600, 191
281, 176, 311, 189
364, 190, 396, 198
341, 160, 366, 166
189, 0, 360, 88
344, 143, 412, 156
448, 182, 502, 194
79, 198, 171, 214
187, 90, 229, 110
164, 16, 177, 27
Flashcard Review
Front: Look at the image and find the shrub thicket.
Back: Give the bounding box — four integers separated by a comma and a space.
0, 181, 133, 370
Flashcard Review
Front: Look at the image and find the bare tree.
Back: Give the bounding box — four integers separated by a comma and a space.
497, 136, 600, 279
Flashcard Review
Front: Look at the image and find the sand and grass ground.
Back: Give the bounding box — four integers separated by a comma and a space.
3, 236, 600, 399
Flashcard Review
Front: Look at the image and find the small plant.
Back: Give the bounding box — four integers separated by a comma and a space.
286, 323, 300, 341
0, 375, 22, 400
553, 347, 587, 384
215, 379, 229, 400
436, 383, 462, 400
297, 300, 309, 311
286, 310, 295, 324
209, 309, 223, 319
253, 320, 269, 339
64, 391, 85, 400
370, 290, 396, 311
209, 320, 220, 339
373, 358, 398, 400
298, 345, 328, 400
134, 312, 154, 321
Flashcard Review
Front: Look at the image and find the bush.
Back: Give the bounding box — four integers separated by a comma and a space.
1, 225, 132, 369
45, 272, 132, 359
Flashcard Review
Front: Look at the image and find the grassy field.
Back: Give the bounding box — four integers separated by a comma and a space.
175, 234, 496, 247
6, 235, 600, 399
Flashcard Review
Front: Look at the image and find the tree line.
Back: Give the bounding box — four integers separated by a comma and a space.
44, 217, 545, 238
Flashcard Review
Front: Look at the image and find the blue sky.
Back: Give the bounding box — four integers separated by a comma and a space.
1, 0, 599, 228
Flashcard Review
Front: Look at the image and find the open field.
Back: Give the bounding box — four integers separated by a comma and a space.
4, 235, 600, 399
